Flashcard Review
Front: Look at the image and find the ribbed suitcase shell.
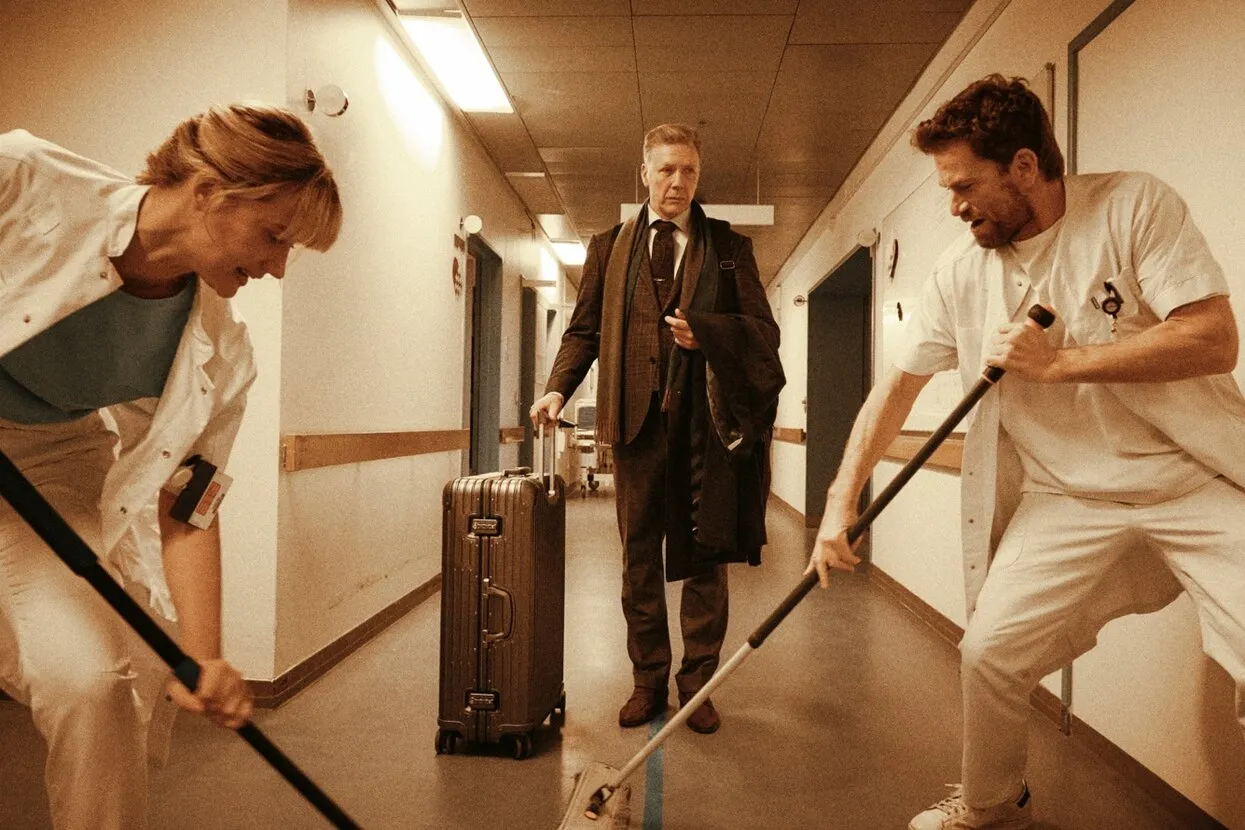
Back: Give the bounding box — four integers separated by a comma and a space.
437, 468, 565, 757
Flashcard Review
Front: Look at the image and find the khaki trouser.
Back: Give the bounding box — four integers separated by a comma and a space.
0, 415, 147, 830
961, 478, 1245, 808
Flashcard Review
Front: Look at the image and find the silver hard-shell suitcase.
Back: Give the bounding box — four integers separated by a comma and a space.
435, 428, 565, 759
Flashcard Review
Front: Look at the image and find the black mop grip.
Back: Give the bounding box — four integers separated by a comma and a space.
982, 305, 1054, 382
0, 449, 360, 830
747, 303, 1054, 648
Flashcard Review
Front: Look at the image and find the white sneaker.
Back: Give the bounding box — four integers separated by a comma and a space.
908, 782, 1032, 830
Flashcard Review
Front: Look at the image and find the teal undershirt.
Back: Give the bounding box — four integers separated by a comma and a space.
0, 279, 196, 424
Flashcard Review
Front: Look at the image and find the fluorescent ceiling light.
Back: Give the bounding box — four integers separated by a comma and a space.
552, 241, 586, 266
400, 14, 512, 113
620, 203, 775, 226
537, 213, 576, 242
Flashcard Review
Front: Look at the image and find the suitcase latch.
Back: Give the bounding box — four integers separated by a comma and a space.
466, 691, 499, 711
469, 515, 502, 537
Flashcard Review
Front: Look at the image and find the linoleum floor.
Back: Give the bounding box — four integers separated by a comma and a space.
0, 492, 1208, 829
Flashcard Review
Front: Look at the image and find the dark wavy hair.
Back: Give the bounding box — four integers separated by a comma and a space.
912, 74, 1064, 180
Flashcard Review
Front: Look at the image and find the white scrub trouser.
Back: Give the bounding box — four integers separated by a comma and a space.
960, 478, 1245, 808
0, 415, 147, 830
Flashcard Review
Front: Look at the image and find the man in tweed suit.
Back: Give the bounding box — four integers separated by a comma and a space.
531, 124, 781, 734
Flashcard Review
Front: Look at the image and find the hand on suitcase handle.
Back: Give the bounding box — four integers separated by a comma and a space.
529, 391, 564, 428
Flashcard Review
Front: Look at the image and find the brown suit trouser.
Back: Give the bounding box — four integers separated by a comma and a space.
613, 394, 728, 697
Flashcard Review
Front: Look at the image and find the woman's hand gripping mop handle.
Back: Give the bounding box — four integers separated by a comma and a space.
582, 303, 1054, 821
0, 451, 362, 830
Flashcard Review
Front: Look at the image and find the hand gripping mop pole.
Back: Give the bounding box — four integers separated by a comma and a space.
0, 451, 362, 830
565, 303, 1055, 827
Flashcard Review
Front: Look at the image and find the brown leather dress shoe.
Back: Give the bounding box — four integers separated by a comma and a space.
618, 687, 667, 727
679, 694, 721, 734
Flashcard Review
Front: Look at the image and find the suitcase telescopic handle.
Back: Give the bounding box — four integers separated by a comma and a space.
536, 421, 555, 499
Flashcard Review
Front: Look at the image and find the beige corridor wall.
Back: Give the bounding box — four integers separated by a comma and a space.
275, 0, 562, 674
1067, 0, 1245, 822
0, 0, 289, 678
768, 0, 1245, 824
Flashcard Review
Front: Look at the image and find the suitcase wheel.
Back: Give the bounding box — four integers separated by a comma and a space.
510, 733, 533, 761
550, 692, 567, 727
435, 728, 461, 755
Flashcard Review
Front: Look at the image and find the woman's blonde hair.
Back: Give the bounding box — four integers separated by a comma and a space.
138, 104, 342, 251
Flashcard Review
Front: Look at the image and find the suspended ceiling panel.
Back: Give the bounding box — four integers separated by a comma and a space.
464, 112, 545, 171
449, 0, 973, 285
502, 173, 563, 214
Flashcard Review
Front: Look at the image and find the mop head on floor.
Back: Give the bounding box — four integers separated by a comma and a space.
557, 760, 632, 829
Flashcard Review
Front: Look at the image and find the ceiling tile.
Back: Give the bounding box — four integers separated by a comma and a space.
504, 72, 642, 147
463, 0, 631, 16
761, 165, 853, 191
631, 0, 796, 13
791, 5, 965, 44
638, 71, 772, 152
504, 173, 564, 214
868, 0, 972, 12
758, 182, 841, 200
473, 16, 632, 47
552, 171, 637, 203
465, 112, 544, 171
489, 45, 636, 73
446, 0, 967, 284
391, 0, 457, 11
633, 15, 790, 72
777, 42, 937, 89
762, 43, 937, 127
540, 146, 638, 176
757, 124, 879, 160
552, 170, 638, 235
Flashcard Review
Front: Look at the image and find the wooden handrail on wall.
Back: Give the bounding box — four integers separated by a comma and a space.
881, 430, 964, 472
281, 429, 471, 472
770, 427, 961, 471
773, 426, 806, 445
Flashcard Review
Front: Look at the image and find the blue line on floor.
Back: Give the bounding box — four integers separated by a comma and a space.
643, 712, 665, 829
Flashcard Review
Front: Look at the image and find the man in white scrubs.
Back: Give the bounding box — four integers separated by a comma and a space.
807, 74, 1245, 830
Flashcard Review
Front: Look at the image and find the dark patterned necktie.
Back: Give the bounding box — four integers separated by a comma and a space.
650, 219, 677, 306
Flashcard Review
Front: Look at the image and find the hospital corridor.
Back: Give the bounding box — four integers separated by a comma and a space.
1, 0, 1245, 828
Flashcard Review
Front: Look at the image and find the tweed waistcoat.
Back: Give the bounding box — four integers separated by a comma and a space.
621, 241, 683, 439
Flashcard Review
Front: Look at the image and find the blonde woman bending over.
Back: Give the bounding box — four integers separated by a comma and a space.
0, 104, 342, 829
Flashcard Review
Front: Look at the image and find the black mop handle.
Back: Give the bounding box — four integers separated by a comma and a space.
747, 303, 1055, 649
0, 449, 361, 830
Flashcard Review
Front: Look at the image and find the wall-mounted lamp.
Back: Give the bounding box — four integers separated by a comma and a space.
856, 227, 880, 248
460, 214, 483, 235
304, 84, 350, 117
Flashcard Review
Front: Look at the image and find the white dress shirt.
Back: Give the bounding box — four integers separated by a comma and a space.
644, 203, 691, 275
